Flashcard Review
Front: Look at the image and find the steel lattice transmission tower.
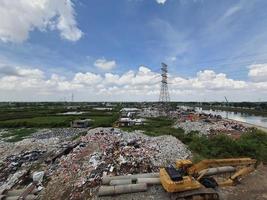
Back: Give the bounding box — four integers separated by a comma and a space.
159, 63, 170, 102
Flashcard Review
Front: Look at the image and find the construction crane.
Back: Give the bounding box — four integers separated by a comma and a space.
160, 157, 256, 199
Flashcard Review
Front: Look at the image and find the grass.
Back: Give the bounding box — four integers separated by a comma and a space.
186, 130, 267, 163
0, 109, 119, 128
91, 113, 119, 128
0, 116, 77, 128
1, 128, 37, 142
122, 117, 185, 137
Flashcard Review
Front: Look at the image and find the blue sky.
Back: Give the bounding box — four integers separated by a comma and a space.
0, 0, 267, 101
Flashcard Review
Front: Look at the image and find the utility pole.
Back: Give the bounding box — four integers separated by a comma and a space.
71, 93, 74, 102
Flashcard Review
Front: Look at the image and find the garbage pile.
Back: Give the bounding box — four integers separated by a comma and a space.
175, 119, 249, 135
43, 128, 191, 199
1, 150, 45, 183
0, 170, 45, 199
139, 108, 161, 118
32, 128, 87, 140
0, 136, 73, 196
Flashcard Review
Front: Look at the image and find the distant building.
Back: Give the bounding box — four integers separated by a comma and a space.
117, 118, 145, 127
120, 108, 140, 118
93, 107, 113, 111
70, 119, 91, 128
120, 108, 140, 112
66, 106, 80, 110
132, 118, 145, 126
117, 118, 135, 127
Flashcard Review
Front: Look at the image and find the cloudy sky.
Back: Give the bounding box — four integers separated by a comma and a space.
0, 0, 267, 102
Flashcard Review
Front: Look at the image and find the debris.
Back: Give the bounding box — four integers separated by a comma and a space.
32, 171, 44, 184
32, 128, 87, 140
174, 110, 249, 136
42, 128, 190, 199
0, 170, 28, 194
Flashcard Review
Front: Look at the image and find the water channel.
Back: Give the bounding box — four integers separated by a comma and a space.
194, 107, 267, 128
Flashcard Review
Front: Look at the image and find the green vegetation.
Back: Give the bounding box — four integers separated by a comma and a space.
1, 128, 36, 142
0, 114, 118, 128
123, 117, 267, 163
0, 104, 119, 128
181, 130, 267, 163
91, 113, 119, 128
122, 117, 185, 136
0, 116, 77, 128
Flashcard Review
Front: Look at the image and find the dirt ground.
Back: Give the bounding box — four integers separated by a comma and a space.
220, 164, 267, 200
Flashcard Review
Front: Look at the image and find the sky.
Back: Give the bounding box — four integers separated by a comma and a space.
0, 0, 267, 102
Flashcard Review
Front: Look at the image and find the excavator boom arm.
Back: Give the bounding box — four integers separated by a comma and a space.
187, 158, 256, 175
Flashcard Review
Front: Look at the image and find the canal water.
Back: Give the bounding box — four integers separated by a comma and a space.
194, 107, 267, 128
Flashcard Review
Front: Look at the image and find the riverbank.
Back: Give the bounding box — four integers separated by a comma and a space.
197, 105, 267, 117
228, 119, 267, 133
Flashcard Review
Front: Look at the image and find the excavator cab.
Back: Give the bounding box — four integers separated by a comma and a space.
176, 160, 193, 169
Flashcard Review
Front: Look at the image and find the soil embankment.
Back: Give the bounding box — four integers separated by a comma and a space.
221, 164, 267, 200
229, 119, 267, 133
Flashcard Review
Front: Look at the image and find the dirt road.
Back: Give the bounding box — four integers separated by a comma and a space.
220, 164, 267, 200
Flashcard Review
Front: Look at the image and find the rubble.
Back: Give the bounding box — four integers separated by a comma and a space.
139, 107, 161, 118
0, 170, 28, 193
174, 109, 249, 136
43, 128, 191, 199
175, 120, 248, 135
1, 125, 191, 199
32, 128, 87, 140
1, 150, 45, 180
0, 128, 85, 198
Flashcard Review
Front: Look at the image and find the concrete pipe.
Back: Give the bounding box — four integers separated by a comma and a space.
136, 178, 161, 185
7, 189, 25, 196
5, 195, 37, 200
98, 183, 147, 196
110, 179, 132, 186
102, 173, 159, 185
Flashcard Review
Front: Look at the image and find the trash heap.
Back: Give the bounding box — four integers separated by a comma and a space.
175, 120, 249, 135
1, 150, 45, 184
32, 128, 87, 140
44, 128, 191, 199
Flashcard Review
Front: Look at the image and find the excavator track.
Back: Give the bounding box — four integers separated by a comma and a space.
175, 188, 220, 200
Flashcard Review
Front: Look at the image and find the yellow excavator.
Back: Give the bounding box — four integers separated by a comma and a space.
160, 157, 257, 199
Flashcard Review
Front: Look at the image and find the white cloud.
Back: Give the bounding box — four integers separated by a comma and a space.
221, 5, 242, 20
248, 64, 267, 82
94, 58, 117, 71
0, 63, 266, 101
156, 0, 167, 4
73, 72, 102, 85
0, 0, 82, 43
171, 70, 247, 90
0, 64, 44, 79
